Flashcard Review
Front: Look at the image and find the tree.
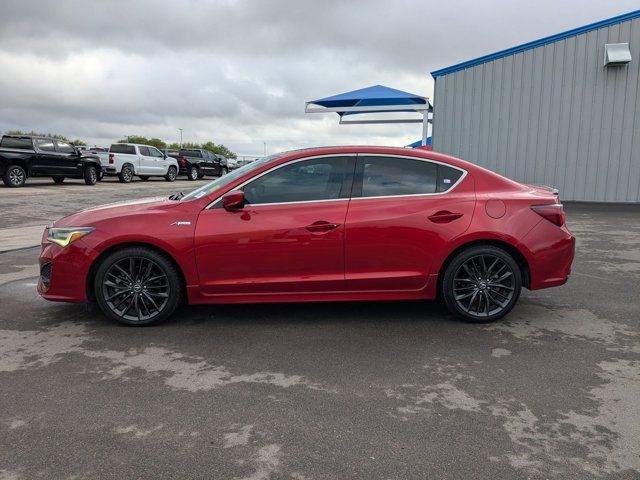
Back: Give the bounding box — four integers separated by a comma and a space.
6, 130, 86, 145
117, 135, 167, 150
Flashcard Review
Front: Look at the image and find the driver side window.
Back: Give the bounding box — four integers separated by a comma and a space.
243, 156, 353, 205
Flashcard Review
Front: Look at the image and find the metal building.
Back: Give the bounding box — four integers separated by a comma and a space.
431, 10, 640, 202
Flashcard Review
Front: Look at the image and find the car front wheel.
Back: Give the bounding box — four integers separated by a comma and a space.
3, 165, 26, 187
442, 245, 522, 323
165, 166, 177, 182
94, 247, 183, 326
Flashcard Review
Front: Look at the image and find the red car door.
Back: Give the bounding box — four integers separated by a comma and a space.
344, 155, 475, 291
194, 155, 355, 295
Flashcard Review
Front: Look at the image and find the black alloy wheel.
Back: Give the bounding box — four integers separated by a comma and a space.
94, 247, 182, 326
442, 246, 521, 323
3, 165, 26, 187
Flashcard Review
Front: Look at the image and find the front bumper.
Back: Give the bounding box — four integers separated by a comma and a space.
37, 234, 99, 303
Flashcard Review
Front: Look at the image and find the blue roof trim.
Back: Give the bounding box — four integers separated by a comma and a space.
431, 9, 640, 78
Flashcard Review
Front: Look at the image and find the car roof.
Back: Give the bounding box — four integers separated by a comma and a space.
272, 145, 524, 191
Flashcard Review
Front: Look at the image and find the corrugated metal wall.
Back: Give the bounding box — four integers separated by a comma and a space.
432, 17, 640, 202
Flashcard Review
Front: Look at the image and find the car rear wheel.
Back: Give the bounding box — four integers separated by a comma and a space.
165, 166, 177, 182
187, 165, 198, 181
442, 245, 521, 323
84, 166, 98, 185
94, 247, 183, 326
53, 176, 65, 184
3, 165, 26, 187
118, 165, 133, 183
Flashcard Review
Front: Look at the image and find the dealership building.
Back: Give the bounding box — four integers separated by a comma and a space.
431, 10, 640, 202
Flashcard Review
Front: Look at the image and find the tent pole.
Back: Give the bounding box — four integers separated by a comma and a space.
421, 111, 428, 146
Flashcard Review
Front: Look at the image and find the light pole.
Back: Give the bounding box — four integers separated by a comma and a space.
178, 128, 183, 148
263, 141, 266, 156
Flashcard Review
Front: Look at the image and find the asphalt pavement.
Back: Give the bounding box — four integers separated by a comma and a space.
0, 182, 639, 479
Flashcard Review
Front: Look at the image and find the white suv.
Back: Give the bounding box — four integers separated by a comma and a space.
98, 144, 179, 183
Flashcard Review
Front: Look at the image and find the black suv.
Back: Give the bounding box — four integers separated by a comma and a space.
0, 135, 102, 187
178, 148, 228, 180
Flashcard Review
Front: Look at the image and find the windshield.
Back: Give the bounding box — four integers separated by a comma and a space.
180, 154, 280, 201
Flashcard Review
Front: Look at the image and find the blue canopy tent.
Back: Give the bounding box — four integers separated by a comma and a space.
305, 85, 433, 146
407, 137, 432, 148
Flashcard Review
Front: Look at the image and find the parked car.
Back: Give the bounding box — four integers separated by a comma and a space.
226, 157, 239, 170
96, 143, 178, 183
0, 135, 102, 187
177, 148, 228, 180
162, 149, 179, 159
38, 146, 575, 326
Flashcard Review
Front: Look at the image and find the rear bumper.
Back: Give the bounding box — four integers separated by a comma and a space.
522, 221, 575, 290
37, 238, 98, 303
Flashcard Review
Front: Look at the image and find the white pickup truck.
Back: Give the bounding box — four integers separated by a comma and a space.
97, 143, 179, 183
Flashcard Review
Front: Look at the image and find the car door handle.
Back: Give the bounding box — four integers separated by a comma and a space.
428, 211, 464, 223
305, 221, 340, 233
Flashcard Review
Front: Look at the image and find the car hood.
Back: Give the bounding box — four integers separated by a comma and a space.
53, 196, 180, 227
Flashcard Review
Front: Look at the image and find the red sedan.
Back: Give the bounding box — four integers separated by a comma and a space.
38, 146, 575, 326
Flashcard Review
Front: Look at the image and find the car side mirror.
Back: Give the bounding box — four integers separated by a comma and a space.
222, 190, 245, 211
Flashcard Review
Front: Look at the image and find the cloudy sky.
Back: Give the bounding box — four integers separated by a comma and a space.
1, 1, 637, 156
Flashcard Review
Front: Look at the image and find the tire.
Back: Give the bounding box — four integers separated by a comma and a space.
221, 167, 229, 176
118, 165, 134, 183
94, 246, 183, 326
442, 245, 522, 323
187, 165, 198, 181
53, 176, 65, 184
84, 166, 98, 185
139, 176, 150, 181
165, 166, 177, 182
3, 165, 26, 187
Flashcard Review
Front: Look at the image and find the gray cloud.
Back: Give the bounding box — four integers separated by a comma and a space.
1, 0, 638, 155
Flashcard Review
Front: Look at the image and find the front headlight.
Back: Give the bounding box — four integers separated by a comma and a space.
47, 227, 95, 247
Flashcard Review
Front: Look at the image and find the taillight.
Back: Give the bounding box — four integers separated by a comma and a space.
108, 153, 114, 164
531, 204, 565, 227
181, 156, 186, 166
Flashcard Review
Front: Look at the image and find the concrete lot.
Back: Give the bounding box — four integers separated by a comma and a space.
0, 181, 639, 479
0, 176, 211, 250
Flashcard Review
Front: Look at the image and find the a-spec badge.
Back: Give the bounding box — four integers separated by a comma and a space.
171, 221, 192, 226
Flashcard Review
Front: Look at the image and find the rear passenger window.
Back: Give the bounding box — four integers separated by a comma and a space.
357, 156, 437, 197
139, 146, 150, 156
355, 156, 464, 197
110, 144, 136, 155
35, 139, 56, 152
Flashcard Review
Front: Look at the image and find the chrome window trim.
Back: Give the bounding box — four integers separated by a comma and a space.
206, 152, 467, 208
206, 154, 357, 209
352, 154, 468, 200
